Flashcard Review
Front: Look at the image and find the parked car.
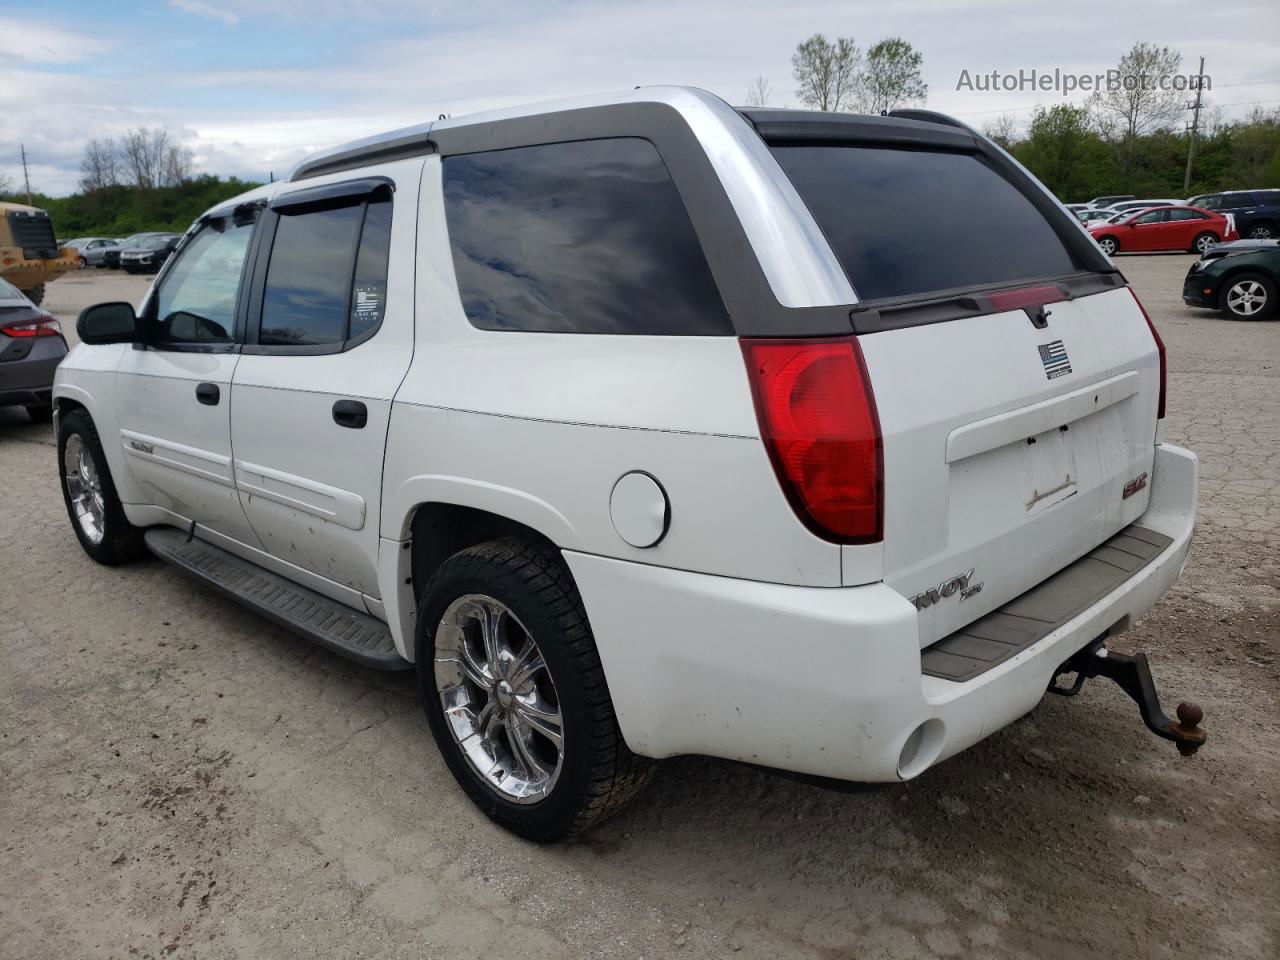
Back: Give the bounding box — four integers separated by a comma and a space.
0, 201, 78, 305
1088, 194, 1135, 207
120, 234, 181, 274
54, 87, 1201, 841
1103, 199, 1181, 215
1184, 190, 1280, 240
1182, 238, 1279, 321
103, 232, 167, 270
0, 276, 67, 421
1073, 207, 1117, 226
1088, 205, 1236, 255
65, 237, 123, 268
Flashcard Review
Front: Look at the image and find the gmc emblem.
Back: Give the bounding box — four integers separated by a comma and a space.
1122, 472, 1149, 499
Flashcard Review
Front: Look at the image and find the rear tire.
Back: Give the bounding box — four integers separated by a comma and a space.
23, 283, 45, 306
1219, 272, 1276, 322
1247, 222, 1274, 240
416, 537, 653, 841
1192, 232, 1218, 255
57, 409, 146, 564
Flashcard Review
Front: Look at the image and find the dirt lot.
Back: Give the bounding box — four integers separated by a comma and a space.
2, 258, 1277, 960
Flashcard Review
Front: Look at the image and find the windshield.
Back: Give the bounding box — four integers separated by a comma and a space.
770, 144, 1081, 301
136, 236, 174, 250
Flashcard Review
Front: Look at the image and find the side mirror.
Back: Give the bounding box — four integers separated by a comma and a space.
77, 301, 139, 345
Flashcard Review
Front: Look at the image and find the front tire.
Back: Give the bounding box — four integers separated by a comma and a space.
1219, 272, 1276, 322
1097, 236, 1119, 256
1247, 222, 1274, 240
57, 409, 146, 564
416, 538, 653, 841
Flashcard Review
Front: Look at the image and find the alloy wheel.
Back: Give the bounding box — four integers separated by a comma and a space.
434, 594, 564, 803
1196, 234, 1216, 254
63, 435, 106, 544
1248, 225, 1273, 240
1226, 279, 1268, 318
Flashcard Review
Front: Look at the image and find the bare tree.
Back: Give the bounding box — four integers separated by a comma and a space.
121, 127, 173, 188
0, 171, 13, 197
792, 34, 860, 111
856, 37, 927, 114
1093, 42, 1185, 182
161, 144, 194, 186
983, 114, 1019, 150
744, 75, 773, 108
79, 137, 121, 192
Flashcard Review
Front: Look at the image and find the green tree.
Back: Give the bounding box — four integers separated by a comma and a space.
857, 37, 927, 114
792, 34, 861, 111
1092, 42, 1186, 187
1013, 104, 1109, 201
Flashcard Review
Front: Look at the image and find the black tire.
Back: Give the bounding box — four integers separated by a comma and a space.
23, 283, 45, 306
416, 537, 653, 841
1191, 232, 1218, 255
57, 409, 146, 564
25, 404, 53, 423
1218, 271, 1277, 322
77, 256, 88, 269
1247, 222, 1275, 240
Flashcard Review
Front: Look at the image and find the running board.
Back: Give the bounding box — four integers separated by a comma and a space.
144, 527, 411, 671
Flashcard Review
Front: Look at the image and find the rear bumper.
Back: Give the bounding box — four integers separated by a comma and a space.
568, 442, 1198, 782
0, 336, 66, 407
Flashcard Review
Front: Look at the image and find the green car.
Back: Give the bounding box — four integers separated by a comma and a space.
1183, 239, 1280, 321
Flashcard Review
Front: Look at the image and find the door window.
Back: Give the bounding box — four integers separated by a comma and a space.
1133, 210, 1167, 225
1168, 209, 1209, 221
152, 213, 257, 345
258, 189, 394, 348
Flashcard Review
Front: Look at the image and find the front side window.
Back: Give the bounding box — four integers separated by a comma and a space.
259, 190, 393, 347
152, 215, 256, 345
442, 137, 730, 335
771, 145, 1081, 302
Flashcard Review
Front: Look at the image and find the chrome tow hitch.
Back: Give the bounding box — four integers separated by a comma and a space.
1049, 637, 1207, 757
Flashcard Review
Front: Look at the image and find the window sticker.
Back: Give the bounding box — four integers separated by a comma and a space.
352, 284, 384, 331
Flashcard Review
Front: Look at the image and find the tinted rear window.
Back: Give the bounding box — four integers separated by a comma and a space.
771, 145, 1081, 301
443, 137, 730, 335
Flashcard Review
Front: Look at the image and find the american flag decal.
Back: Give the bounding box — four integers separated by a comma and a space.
1038, 340, 1072, 380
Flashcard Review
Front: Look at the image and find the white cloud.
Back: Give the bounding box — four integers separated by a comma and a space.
0, 18, 111, 63
169, 0, 240, 27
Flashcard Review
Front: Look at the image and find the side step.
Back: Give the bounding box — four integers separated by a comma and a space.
144, 527, 411, 671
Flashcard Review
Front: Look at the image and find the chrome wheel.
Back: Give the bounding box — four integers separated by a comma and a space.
434, 594, 563, 803
63, 435, 106, 545
1226, 279, 1268, 318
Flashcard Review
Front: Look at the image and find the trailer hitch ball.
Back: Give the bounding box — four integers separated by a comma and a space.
1050, 639, 1207, 756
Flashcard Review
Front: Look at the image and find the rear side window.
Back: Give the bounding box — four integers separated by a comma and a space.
771, 146, 1081, 302
259, 191, 393, 347
443, 137, 730, 335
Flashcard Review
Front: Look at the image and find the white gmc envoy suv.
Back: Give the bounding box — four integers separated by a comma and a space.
54, 87, 1204, 840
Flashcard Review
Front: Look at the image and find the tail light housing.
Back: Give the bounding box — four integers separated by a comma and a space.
1, 313, 62, 338
1127, 288, 1166, 419
741, 336, 883, 543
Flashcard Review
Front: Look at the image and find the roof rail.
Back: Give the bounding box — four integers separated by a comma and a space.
290, 130, 436, 182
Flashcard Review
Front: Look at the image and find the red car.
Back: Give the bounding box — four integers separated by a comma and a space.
1089, 205, 1237, 256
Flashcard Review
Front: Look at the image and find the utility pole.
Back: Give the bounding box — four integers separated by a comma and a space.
20, 143, 33, 204
1183, 56, 1205, 195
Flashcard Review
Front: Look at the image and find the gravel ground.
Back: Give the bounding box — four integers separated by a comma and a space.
1, 257, 1277, 960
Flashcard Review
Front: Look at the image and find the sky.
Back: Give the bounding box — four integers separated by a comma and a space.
2, 0, 1278, 196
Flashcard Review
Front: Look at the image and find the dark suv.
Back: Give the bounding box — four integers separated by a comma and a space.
119, 233, 181, 274
1186, 190, 1280, 240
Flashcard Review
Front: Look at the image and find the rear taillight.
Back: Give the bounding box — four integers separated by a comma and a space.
741, 336, 883, 543
1127, 288, 1166, 419
0, 314, 62, 338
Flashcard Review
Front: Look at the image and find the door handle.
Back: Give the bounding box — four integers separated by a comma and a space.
195, 382, 220, 406
332, 399, 368, 429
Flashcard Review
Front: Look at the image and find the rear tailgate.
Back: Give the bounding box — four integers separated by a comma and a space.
765, 126, 1160, 646
859, 287, 1158, 646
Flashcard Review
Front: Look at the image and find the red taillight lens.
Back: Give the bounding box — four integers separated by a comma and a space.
741, 336, 883, 543
1127, 288, 1166, 419
1, 314, 62, 338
